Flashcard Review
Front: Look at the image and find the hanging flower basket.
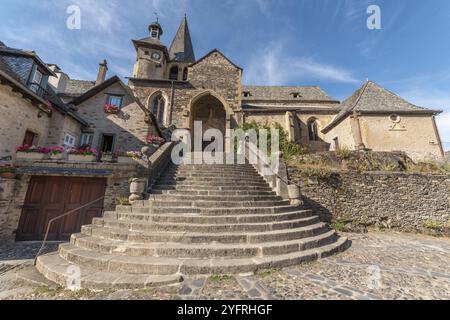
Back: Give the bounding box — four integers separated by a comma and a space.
104, 104, 120, 114
146, 135, 165, 148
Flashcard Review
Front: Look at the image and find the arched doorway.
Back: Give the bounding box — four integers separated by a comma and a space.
190, 93, 227, 151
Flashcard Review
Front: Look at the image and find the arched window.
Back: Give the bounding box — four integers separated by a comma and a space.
183, 67, 188, 81
151, 94, 166, 126
307, 118, 319, 141
169, 66, 179, 80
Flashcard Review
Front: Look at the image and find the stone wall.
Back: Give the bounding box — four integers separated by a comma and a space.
0, 85, 51, 158
288, 167, 450, 234
47, 111, 82, 147
131, 50, 243, 131
76, 82, 159, 153
0, 160, 144, 240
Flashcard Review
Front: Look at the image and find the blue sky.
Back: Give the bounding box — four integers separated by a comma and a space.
1, 0, 449, 150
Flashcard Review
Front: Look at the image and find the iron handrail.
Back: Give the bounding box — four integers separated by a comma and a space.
34, 196, 105, 265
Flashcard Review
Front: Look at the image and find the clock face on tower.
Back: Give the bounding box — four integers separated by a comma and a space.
151, 52, 161, 61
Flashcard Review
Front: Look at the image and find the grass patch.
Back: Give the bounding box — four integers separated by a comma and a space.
208, 275, 234, 282
116, 196, 130, 206
32, 286, 102, 299
424, 219, 449, 230
257, 268, 282, 278
332, 220, 346, 232
335, 147, 352, 160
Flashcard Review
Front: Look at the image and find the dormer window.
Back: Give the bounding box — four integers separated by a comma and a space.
243, 91, 252, 98
290, 92, 301, 99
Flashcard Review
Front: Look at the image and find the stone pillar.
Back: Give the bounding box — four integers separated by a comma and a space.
351, 111, 365, 150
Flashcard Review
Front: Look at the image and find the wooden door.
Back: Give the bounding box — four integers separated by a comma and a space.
16, 176, 107, 241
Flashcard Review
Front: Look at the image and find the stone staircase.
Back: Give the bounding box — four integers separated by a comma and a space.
36, 163, 349, 290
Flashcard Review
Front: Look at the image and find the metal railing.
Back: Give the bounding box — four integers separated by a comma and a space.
34, 196, 105, 265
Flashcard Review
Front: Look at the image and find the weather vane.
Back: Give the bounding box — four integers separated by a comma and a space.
154, 12, 159, 23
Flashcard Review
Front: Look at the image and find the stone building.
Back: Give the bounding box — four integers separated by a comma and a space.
0, 16, 446, 242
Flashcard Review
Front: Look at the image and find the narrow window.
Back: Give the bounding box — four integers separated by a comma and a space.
151, 94, 166, 126
183, 67, 188, 81
333, 137, 340, 150
308, 119, 319, 142
23, 130, 36, 146
169, 66, 179, 80
64, 133, 76, 147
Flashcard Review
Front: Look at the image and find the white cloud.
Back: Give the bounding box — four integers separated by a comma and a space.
244, 42, 359, 85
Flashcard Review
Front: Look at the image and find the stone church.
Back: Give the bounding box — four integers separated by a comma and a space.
0, 16, 447, 289
46, 16, 445, 162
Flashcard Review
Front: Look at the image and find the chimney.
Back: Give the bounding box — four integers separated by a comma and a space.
96, 59, 108, 86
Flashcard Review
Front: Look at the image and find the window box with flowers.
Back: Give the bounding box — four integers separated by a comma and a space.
16, 145, 51, 160
104, 104, 120, 115
49, 146, 65, 160
68, 147, 98, 162
0, 164, 16, 179
117, 151, 142, 164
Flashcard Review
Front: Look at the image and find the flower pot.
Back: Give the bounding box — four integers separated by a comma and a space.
118, 156, 136, 164
50, 153, 64, 160
0, 172, 16, 179
130, 178, 147, 194
68, 154, 96, 162
16, 152, 46, 160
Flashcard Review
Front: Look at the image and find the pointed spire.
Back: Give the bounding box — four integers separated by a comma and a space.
169, 15, 196, 63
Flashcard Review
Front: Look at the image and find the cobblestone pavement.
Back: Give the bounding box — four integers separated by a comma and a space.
1, 232, 450, 300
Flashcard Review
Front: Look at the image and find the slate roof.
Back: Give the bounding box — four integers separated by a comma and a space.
0, 46, 55, 76
242, 86, 335, 102
322, 81, 442, 133
64, 79, 96, 96
169, 16, 196, 63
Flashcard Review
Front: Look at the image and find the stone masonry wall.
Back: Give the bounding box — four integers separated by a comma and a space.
288, 168, 450, 233
131, 51, 243, 131
0, 85, 51, 158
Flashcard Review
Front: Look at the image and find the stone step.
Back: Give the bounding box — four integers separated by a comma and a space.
155, 181, 269, 188
152, 185, 274, 192
36, 253, 183, 290
92, 216, 320, 233
103, 210, 313, 224
159, 175, 266, 181
52, 236, 349, 275
146, 205, 303, 215
150, 190, 277, 196
147, 200, 290, 209
82, 222, 330, 244
148, 194, 283, 202
162, 170, 261, 177
71, 230, 338, 258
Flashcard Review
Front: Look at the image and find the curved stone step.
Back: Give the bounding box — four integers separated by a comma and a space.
151, 190, 277, 196
54, 236, 349, 275
148, 194, 283, 202
92, 216, 320, 233
148, 205, 303, 215
81, 222, 330, 244
152, 185, 274, 192
103, 210, 313, 224
36, 253, 183, 290
149, 199, 290, 209
71, 229, 338, 258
